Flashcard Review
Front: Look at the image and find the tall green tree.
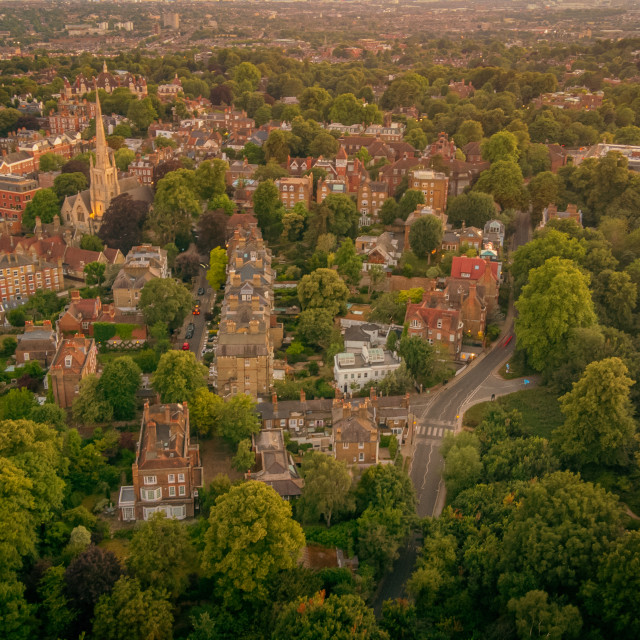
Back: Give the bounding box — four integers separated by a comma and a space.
553, 357, 636, 468
446, 191, 497, 228
252, 179, 284, 239
195, 159, 227, 201
297, 309, 335, 349
481, 130, 520, 163
152, 351, 207, 403
189, 388, 223, 438
273, 592, 386, 640
202, 482, 305, 604
127, 513, 193, 598
475, 160, 527, 210
508, 590, 582, 640
298, 268, 350, 316
138, 277, 192, 331
335, 238, 363, 286
408, 215, 443, 261
297, 452, 354, 527
53, 172, 87, 202
22, 189, 59, 229
217, 394, 260, 445
150, 170, 201, 243
206, 246, 228, 290
515, 257, 596, 372
92, 577, 172, 640
98, 357, 141, 420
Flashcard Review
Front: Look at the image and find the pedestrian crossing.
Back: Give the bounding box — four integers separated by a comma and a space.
415, 422, 456, 439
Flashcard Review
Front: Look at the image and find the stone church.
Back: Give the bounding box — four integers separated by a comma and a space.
61, 90, 153, 234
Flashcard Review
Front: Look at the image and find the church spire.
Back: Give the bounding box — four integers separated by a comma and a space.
103, 60, 108, 73
94, 83, 109, 170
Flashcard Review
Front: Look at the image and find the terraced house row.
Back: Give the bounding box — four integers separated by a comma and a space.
214, 223, 283, 400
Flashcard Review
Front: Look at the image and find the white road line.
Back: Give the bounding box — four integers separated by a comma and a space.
438, 427, 444, 437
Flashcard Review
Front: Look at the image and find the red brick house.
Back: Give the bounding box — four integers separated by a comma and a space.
118, 402, 203, 521
332, 399, 379, 467
405, 303, 463, 357
15, 320, 58, 367
450, 256, 500, 313
49, 335, 98, 408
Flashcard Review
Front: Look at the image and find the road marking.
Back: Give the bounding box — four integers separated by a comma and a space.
438, 427, 444, 437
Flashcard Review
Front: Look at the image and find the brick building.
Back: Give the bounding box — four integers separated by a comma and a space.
275, 175, 313, 210
332, 399, 379, 466
0, 174, 39, 224
49, 335, 98, 408
0, 252, 63, 302
405, 302, 463, 357
15, 320, 58, 367
408, 169, 449, 212
118, 402, 203, 522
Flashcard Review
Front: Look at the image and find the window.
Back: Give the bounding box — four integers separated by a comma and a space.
141, 487, 161, 501
168, 474, 175, 483
410, 319, 421, 328
289, 418, 297, 427
437, 332, 441, 340
178, 473, 185, 483
64, 355, 72, 368
169, 486, 176, 497
343, 442, 349, 449
358, 442, 364, 449
143, 475, 157, 485
179, 485, 186, 496
359, 452, 365, 462
450, 335, 454, 342
436, 320, 442, 329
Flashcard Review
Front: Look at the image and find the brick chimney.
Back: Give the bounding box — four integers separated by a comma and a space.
300, 388, 306, 403
146, 419, 157, 450
71, 289, 81, 300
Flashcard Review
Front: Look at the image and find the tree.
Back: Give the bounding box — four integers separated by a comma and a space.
175, 249, 201, 281
273, 592, 386, 640
475, 160, 528, 210
283, 209, 306, 242
398, 189, 425, 219
298, 268, 350, 316
22, 188, 59, 229
252, 179, 284, 239
515, 257, 596, 372
72, 375, 113, 425
441, 432, 483, 500
263, 130, 290, 163
206, 246, 228, 290
528, 171, 561, 223
446, 192, 496, 228
408, 216, 443, 261
0, 388, 36, 421
232, 438, 255, 472
208, 193, 234, 216
329, 93, 366, 126
297, 452, 353, 527
30, 403, 67, 431
126, 97, 157, 132
127, 513, 193, 598
481, 130, 520, 163
511, 229, 586, 295
92, 577, 172, 640
7, 308, 25, 328
138, 277, 192, 331
114, 147, 135, 172
553, 358, 636, 468
150, 170, 201, 244
195, 159, 227, 201
368, 264, 386, 293
233, 61, 261, 91
196, 210, 228, 253
38, 152, 65, 172
583, 530, 640, 639
83, 261, 106, 287
591, 269, 637, 331
202, 482, 305, 604
324, 194, 359, 238
152, 351, 207, 403
0, 577, 33, 640
297, 309, 335, 349
217, 394, 260, 445
189, 388, 223, 438
98, 357, 141, 421
380, 198, 400, 225
499, 471, 620, 597
53, 172, 87, 202
508, 590, 582, 640
405, 128, 427, 150
335, 238, 363, 286
355, 464, 416, 516
310, 131, 339, 157
64, 545, 121, 620
38, 565, 75, 640
80, 234, 104, 252
98, 194, 149, 255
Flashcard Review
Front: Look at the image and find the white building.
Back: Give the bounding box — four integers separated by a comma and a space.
334, 345, 402, 393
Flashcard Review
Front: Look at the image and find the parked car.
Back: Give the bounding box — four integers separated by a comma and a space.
182, 342, 190, 350
198, 287, 205, 296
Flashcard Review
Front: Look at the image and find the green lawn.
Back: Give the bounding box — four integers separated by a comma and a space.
463, 387, 564, 439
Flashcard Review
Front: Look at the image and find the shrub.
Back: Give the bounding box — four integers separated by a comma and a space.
307, 361, 319, 376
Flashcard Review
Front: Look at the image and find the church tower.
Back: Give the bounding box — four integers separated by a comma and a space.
89, 87, 120, 225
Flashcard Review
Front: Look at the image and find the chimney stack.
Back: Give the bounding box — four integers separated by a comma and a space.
147, 419, 157, 450
300, 389, 306, 403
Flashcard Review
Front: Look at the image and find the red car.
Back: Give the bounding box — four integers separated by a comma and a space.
192, 308, 200, 315
503, 335, 513, 347
182, 342, 190, 350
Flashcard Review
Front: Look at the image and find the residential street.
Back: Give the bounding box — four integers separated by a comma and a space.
176, 267, 212, 362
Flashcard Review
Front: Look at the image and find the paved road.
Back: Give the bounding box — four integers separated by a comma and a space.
176, 267, 213, 361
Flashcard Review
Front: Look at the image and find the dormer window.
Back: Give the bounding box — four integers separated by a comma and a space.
437, 320, 443, 329
65, 355, 72, 368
